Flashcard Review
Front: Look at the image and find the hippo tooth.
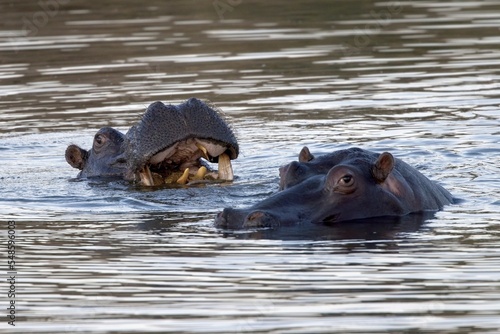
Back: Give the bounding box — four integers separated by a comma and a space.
193, 166, 207, 180
196, 143, 210, 160
176, 168, 190, 185
195, 139, 227, 158
138, 165, 154, 186
217, 153, 233, 181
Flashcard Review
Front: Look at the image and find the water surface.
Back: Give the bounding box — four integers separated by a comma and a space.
1, 0, 499, 333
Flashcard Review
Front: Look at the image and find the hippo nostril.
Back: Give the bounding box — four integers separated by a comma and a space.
243, 211, 280, 229
247, 211, 264, 221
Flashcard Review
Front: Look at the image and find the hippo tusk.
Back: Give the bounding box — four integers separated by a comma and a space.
196, 143, 210, 161
217, 153, 233, 181
193, 166, 207, 180
176, 168, 190, 184
139, 165, 154, 186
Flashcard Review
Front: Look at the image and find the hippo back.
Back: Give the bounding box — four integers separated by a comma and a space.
392, 157, 453, 211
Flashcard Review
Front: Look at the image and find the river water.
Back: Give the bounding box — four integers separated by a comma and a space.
1, 0, 499, 333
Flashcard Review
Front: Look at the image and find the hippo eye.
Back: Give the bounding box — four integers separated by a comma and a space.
94, 134, 106, 149
339, 174, 353, 186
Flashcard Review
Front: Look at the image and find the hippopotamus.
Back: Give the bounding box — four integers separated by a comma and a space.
65, 98, 238, 186
216, 147, 454, 228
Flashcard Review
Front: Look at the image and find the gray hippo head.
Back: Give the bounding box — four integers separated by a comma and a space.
65, 127, 127, 178
216, 147, 453, 229
65, 98, 238, 186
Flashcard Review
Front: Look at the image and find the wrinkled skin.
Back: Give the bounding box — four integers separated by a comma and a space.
216, 147, 454, 229
66, 98, 239, 185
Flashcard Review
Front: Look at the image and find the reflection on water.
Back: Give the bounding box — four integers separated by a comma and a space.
1, 0, 499, 333
221, 212, 434, 243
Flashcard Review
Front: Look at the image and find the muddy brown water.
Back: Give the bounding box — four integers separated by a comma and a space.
1, 1, 499, 333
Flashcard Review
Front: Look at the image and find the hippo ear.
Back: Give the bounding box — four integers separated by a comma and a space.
372, 152, 394, 182
65, 145, 87, 170
299, 146, 314, 162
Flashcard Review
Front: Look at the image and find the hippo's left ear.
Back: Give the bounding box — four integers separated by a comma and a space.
65, 145, 87, 170
372, 152, 394, 182
299, 146, 314, 162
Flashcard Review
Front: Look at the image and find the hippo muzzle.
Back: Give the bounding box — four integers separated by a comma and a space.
216, 208, 282, 229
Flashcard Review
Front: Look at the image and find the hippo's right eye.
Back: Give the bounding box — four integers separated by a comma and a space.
339, 174, 353, 186
325, 167, 356, 194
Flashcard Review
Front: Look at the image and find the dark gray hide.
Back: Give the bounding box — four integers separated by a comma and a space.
216, 147, 453, 229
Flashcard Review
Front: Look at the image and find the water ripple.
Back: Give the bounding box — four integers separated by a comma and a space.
1, 0, 500, 333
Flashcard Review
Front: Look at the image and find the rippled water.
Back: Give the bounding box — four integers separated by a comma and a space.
1, 0, 499, 333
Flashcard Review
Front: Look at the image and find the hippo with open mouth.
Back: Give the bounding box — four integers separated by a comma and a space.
65, 98, 238, 186
216, 147, 454, 228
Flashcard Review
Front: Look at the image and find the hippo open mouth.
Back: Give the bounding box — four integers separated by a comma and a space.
129, 137, 236, 186
124, 98, 238, 186
66, 98, 239, 186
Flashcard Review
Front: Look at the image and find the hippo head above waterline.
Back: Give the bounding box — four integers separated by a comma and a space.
216, 147, 454, 228
65, 98, 239, 186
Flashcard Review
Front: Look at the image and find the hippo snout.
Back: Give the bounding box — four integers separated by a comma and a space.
215, 208, 280, 229
243, 211, 280, 228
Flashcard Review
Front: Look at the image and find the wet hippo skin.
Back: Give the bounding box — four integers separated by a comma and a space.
216, 147, 454, 229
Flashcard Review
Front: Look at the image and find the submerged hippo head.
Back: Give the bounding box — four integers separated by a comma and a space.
66, 98, 239, 186
216, 147, 453, 229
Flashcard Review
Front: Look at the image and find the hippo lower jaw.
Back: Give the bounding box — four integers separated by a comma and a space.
130, 138, 234, 186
